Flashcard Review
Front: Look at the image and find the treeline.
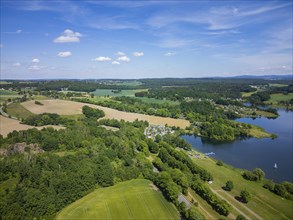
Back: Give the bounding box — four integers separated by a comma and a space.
146, 82, 256, 100
263, 181, 293, 200
74, 97, 181, 118
22, 113, 73, 126
0, 117, 154, 219
82, 106, 105, 119
1, 80, 145, 92
191, 177, 232, 216
151, 140, 231, 217
97, 118, 149, 129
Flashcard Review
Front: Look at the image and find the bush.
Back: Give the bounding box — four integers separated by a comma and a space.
82, 105, 105, 119
34, 100, 43, 105
216, 160, 223, 166
239, 190, 251, 203
242, 171, 258, 181
224, 180, 234, 191
236, 214, 247, 220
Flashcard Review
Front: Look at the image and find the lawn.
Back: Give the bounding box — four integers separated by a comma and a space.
264, 93, 293, 109
56, 179, 180, 220
6, 102, 35, 119
0, 90, 19, 95
189, 152, 293, 220
91, 89, 148, 97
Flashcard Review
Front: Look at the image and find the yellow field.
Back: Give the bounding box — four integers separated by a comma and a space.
21, 99, 190, 128
0, 115, 64, 137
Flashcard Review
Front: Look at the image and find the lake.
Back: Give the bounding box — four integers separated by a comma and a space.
182, 109, 293, 183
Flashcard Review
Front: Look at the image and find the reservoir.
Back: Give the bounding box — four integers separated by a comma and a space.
182, 109, 293, 183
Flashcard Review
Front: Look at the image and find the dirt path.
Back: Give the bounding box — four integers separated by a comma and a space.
212, 188, 263, 220
187, 192, 218, 220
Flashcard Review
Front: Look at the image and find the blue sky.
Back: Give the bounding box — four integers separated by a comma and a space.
0, 0, 292, 79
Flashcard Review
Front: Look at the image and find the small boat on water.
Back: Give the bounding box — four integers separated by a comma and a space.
274, 163, 277, 169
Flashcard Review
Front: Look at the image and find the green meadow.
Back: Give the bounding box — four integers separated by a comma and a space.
189, 151, 293, 220
56, 179, 180, 220
91, 89, 148, 97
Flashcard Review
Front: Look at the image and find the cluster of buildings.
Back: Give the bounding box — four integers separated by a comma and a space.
144, 125, 175, 139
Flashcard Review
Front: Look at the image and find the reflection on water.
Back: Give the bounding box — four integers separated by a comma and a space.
182, 109, 293, 183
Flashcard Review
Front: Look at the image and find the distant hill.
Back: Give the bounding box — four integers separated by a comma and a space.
230, 75, 292, 80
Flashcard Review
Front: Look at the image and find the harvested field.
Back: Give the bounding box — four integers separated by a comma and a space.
0, 116, 64, 137
21, 100, 190, 128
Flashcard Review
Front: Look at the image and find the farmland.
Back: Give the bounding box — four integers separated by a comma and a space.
0, 115, 64, 137
264, 93, 293, 109
21, 99, 190, 128
187, 149, 293, 220
0, 90, 22, 104
6, 103, 35, 119
91, 89, 148, 97
56, 179, 180, 220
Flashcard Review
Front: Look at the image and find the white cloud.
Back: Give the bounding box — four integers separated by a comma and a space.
54, 29, 82, 43
164, 52, 176, 56
29, 65, 42, 70
16, 29, 22, 34
133, 52, 144, 57
32, 58, 40, 63
13, 62, 21, 67
58, 51, 72, 57
115, 51, 125, 56
117, 56, 130, 62
93, 56, 112, 62
112, 61, 120, 65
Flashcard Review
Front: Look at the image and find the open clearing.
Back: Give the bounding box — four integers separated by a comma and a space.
6, 103, 35, 119
187, 150, 293, 220
91, 89, 148, 97
56, 179, 180, 220
21, 99, 190, 128
0, 115, 64, 137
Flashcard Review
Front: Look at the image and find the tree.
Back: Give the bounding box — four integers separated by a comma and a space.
216, 160, 223, 166
240, 190, 251, 203
224, 180, 234, 191
96, 156, 114, 187
236, 214, 247, 220
252, 168, 265, 181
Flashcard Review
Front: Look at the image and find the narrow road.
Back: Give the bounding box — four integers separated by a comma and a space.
211, 188, 263, 220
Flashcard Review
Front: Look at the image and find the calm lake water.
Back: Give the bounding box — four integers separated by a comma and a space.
182, 109, 293, 183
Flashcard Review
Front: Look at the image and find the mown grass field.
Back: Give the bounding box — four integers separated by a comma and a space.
188, 151, 293, 220
0, 90, 19, 95
91, 89, 148, 97
0, 90, 22, 104
265, 93, 293, 108
56, 179, 180, 220
6, 102, 35, 119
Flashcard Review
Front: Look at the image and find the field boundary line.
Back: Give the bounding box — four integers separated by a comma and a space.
157, 191, 178, 220
138, 192, 155, 219
121, 193, 134, 219
104, 201, 112, 220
